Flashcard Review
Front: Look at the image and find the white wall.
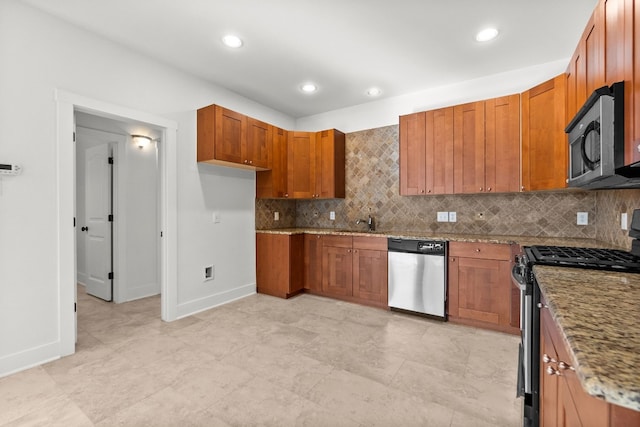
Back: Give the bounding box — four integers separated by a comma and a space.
0, 0, 295, 376
296, 59, 569, 133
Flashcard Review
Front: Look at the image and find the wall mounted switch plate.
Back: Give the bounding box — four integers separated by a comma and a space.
577, 212, 588, 225
621, 212, 628, 230
437, 212, 449, 222
448, 212, 457, 222
329, 211, 335, 220
274, 212, 280, 221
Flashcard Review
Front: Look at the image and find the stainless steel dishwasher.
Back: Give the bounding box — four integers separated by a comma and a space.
387, 238, 447, 319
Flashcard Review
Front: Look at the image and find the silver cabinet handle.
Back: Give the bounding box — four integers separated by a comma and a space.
537, 303, 548, 309
543, 354, 557, 364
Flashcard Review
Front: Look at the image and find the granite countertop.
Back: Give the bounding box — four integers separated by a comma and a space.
256, 228, 620, 249
534, 265, 640, 412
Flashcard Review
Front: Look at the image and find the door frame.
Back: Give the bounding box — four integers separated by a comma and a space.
55, 89, 178, 357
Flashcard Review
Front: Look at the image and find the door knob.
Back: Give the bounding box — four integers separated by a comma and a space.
81, 226, 88, 232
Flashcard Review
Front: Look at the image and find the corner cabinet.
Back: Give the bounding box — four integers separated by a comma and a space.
539, 299, 640, 426
197, 104, 272, 170
448, 241, 520, 335
256, 126, 289, 198
521, 75, 568, 191
256, 233, 304, 299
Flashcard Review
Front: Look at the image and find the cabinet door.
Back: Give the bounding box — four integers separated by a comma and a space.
352, 248, 388, 305
399, 112, 427, 195
315, 129, 346, 199
632, 0, 640, 164
454, 101, 486, 194
256, 127, 288, 198
521, 75, 567, 191
485, 95, 520, 193
455, 257, 511, 325
245, 117, 272, 169
214, 106, 245, 164
304, 234, 323, 292
288, 131, 316, 198
426, 108, 454, 194
322, 237, 353, 297
540, 309, 559, 427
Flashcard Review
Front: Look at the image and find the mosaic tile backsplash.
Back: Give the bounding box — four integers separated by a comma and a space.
256, 124, 639, 247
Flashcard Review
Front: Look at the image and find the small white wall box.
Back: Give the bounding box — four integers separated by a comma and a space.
0, 164, 21, 175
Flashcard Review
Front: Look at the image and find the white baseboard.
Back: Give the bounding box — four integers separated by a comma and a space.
176, 283, 256, 319
0, 341, 61, 378
77, 272, 88, 286
122, 282, 160, 303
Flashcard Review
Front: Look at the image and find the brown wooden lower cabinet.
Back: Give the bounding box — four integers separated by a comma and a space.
259, 232, 388, 309
256, 233, 304, 299
539, 301, 640, 426
448, 241, 520, 335
319, 235, 388, 308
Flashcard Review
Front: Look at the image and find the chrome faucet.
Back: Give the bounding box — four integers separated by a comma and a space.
356, 214, 376, 232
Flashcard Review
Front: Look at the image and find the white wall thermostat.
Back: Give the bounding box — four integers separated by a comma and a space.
0, 164, 22, 175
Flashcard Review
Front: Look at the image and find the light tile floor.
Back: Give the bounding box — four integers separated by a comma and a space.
1, 288, 522, 426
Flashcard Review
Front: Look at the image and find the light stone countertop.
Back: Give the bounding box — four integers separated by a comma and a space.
256, 228, 620, 249
534, 265, 640, 412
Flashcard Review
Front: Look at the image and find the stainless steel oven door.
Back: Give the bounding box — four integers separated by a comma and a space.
512, 263, 531, 396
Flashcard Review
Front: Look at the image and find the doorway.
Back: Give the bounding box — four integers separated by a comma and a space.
75, 115, 161, 304
55, 90, 178, 358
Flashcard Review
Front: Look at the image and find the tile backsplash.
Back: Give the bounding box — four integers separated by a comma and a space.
256, 124, 639, 247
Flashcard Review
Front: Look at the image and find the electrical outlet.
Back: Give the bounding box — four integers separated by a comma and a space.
329, 211, 336, 220
274, 212, 280, 221
204, 265, 215, 281
621, 212, 628, 230
437, 211, 449, 222
577, 212, 588, 225
448, 212, 457, 222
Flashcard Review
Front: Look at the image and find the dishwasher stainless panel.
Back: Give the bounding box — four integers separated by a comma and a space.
387, 239, 446, 319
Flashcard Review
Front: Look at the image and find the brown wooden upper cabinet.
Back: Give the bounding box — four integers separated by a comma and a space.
256, 126, 288, 198
197, 104, 272, 170
567, 0, 640, 166
521, 75, 568, 192
399, 107, 454, 195
260, 129, 345, 199
400, 95, 519, 196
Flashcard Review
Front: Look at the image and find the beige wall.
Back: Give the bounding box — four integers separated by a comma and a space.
256, 125, 640, 249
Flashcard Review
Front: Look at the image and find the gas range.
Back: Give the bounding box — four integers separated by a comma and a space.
524, 245, 640, 273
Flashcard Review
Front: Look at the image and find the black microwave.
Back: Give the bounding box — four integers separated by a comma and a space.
565, 81, 640, 189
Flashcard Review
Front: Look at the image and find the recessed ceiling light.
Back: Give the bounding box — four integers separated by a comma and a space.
300, 83, 318, 93
475, 28, 499, 42
222, 34, 243, 48
367, 87, 382, 97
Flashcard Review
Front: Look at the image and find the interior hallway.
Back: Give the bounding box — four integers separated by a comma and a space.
1, 288, 521, 426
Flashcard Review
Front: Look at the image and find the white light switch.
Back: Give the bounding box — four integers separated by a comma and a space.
329, 211, 335, 220
437, 212, 449, 222
577, 212, 588, 225
621, 213, 628, 230
274, 212, 280, 221
448, 212, 457, 222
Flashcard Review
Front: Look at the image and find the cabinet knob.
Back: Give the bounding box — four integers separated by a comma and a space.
546, 366, 561, 376
284, 193, 288, 198
475, 248, 481, 252
637, 143, 640, 153
558, 361, 574, 371
537, 303, 548, 309
427, 189, 432, 193
479, 187, 483, 191
487, 187, 491, 192
249, 160, 253, 165
542, 354, 557, 364
421, 189, 425, 194
316, 235, 321, 239
243, 160, 248, 164
521, 186, 525, 191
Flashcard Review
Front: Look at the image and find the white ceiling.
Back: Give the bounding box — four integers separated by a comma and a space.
23, 0, 598, 118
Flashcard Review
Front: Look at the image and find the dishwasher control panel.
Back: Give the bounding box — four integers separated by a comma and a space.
388, 238, 446, 256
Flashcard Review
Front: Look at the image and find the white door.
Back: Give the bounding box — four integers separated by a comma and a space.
84, 143, 113, 301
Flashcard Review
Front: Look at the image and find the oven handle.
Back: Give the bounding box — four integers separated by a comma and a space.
511, 263, 527, 292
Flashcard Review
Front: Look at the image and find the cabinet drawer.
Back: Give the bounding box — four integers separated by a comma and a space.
353, 236, 387, 251
449, 241, 512, 260
322, 235, 352, 248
